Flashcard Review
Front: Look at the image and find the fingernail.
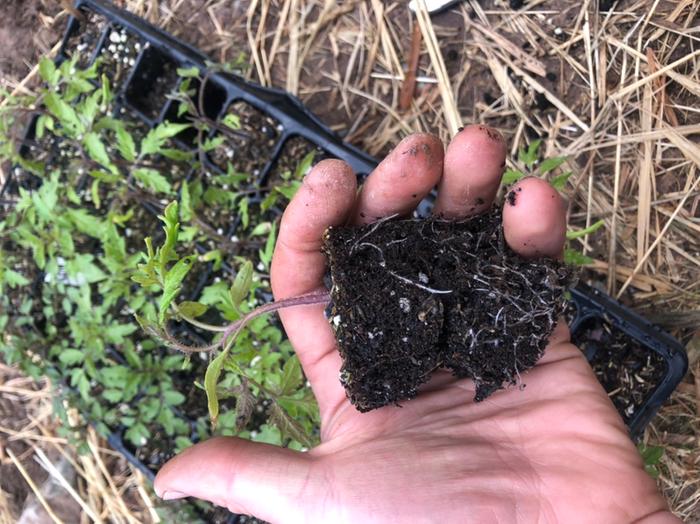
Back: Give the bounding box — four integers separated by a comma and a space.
161, 490, 188, 501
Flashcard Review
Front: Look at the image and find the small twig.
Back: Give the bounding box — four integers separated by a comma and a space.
399, 22, 422, 111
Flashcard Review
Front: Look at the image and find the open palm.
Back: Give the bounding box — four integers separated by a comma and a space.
155, 127, 676, 523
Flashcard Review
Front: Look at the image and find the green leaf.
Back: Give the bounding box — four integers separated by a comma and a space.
133, 168, 172, 195
116, 124, 136, 161
259, 222, 277, 270
39, 57, 58, 86
639, 444, 664, 465
84, 132, 113, 170
563, 248, 594, 266
158, 202, 179, 269
519, 139, 541, 168
177, 66, 200, 78
566, 219, 605, 240
159, 256, 195, 323
66, 209, 106, 238
250, 222, 271, 237
205, 348, 230, 427
58, 349, 84, 366
230, 260, 253, 309
4, 269, 30, 287
163, 390, 186, 406
180, 182, 192, 222
140, 121, 191, 156
102, 389, 123, 403
538, 156, 567, 174
178, 301, 208, 318
125, 423, 150, 447
44, 92, 82, 135
550, 171, 572, 191
502, 169, 525, 185
221, 113, 240, 130
295, 151, 316, 179
279, 355, 303, 396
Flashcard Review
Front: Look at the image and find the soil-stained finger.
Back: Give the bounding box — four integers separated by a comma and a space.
271, 159, 357, 414
502, 177, 566, 258
433, 125, 507, 218
352, 133, 444, 225
273, 159, 357, 296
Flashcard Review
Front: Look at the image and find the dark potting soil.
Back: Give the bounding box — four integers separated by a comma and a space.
125, 46, 178, 120
572, 317, 666, 421
323, 209, 575, 411
210, 101, 282, 176
63, 11, 107, 68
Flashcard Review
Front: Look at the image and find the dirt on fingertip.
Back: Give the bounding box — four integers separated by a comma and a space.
323, 208, 576, 411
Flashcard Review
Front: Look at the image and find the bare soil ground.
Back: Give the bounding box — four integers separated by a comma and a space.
1, 0, 698, 521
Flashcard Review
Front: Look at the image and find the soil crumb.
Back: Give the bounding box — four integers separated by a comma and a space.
323, 209, 575, 411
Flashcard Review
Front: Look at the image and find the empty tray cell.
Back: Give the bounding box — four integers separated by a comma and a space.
185, 76, 228, 121
209, 101, 282, 176
97, 25, 143, 90
125, 46, 179, 120
572, 317, 667, 422
267, 135, 329, 186
62, 11, 108, 68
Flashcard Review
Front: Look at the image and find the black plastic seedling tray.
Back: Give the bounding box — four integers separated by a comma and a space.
1, 0, 689, 517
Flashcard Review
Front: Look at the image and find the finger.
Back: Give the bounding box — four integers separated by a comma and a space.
154, 437, 316, 522
502, 177, 567, 258
271, 159, 357, 417
433, 125, 507, 218
352, 133, 444, 225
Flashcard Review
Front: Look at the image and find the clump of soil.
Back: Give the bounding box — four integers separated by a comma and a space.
323, 209, 575, 411
572, 317, 666, 421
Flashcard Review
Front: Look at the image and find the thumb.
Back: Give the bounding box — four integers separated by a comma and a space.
154, 436, 316, 522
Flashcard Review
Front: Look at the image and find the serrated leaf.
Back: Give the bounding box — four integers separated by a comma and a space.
234, 378, 255, 432
140, 121, 191, 156
116, 124, 136, 161
269, 402, 313, 448
519, 139, 541, 168
159, 256, 195, 323
550, 171, 572, 191
205, 348, 229, 427
178, 301, 208, 318
44, 92, 82, 135
279, 355, 303, 396
566, 219, 605, 240
66, 209, 106, 238
133, 168, 172, 195
538, 156, 567, 174
230, 260, 253, 309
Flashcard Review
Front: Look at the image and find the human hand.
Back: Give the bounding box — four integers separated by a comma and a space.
154, 127, 677, 523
